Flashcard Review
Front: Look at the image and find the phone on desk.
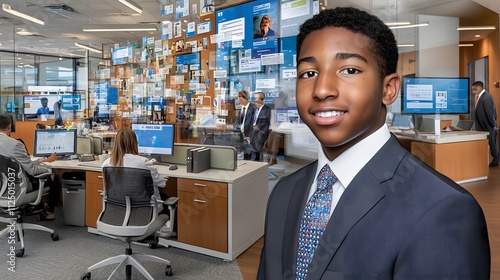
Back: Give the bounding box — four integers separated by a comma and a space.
79, 154, 95, 162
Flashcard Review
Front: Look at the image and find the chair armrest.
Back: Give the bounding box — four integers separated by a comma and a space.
28, 172, 53, 206
33, 172, 53, 179
163, 197, 179, 207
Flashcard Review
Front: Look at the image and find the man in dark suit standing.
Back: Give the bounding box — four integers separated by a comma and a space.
235, 90, 255, 160
250, 91, 271, 161
473, 81, 499, 167
258, 8, 490, 279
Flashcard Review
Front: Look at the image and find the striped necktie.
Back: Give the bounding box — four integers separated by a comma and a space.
296, 164, 336, 279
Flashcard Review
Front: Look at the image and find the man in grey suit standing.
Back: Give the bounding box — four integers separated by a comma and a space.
473, 81, 499, 167
0, 114, 60, 220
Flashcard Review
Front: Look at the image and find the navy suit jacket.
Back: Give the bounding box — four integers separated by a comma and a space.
235, 103, 256, 138
474, 91, 497, 133
250, 104, 271, 153
258, 135, 490, 279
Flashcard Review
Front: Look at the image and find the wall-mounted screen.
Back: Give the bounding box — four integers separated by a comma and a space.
401, 77, 470, 114
23, 95, 60, 117
216, 0, 279, 70
132, 123, 175, 156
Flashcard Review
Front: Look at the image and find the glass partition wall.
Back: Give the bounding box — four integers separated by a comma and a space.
0, 0, 495, 159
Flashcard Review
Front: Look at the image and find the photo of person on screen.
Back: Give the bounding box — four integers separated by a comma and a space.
254, 15, 275, 39
36, 97, 50, 116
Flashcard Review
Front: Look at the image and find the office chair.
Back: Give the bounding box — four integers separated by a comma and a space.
0, 155, 59, 257
90, 136, 104, 155
202, 130, 216, 145
81, 166, 179, 280
261, 131, 283, 179
77, 136, 94, 155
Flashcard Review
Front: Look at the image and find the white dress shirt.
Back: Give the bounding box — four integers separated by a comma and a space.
307, 124, 391, 217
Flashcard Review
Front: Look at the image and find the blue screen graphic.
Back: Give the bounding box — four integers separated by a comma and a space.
132, 124, 175, 156
402, 77, 470, 114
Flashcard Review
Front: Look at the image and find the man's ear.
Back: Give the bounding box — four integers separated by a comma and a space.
382, 73, 400, 106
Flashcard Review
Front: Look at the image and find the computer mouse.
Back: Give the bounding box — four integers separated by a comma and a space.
169, 165, 178, 171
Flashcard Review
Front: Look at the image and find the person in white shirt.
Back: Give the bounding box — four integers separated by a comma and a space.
236, 90, 255, 159
102, 128, 166, 211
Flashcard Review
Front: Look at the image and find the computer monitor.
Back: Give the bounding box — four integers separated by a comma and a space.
132, 123, 175, 156
391, 113, 413, 130
33, 129, 77, 157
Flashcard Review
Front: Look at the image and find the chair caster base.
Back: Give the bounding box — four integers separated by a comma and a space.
81, 272, 91, 280
166, 265, 173, 276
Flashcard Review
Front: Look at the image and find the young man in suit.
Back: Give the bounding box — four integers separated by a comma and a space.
0, 114, 60, 220
472, 81, 499, 167
250, 91, 271, 161
235, 90, 255, 159
258, 7, 490, 279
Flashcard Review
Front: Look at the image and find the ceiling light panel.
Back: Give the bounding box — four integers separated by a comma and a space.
2, 4, 45, 25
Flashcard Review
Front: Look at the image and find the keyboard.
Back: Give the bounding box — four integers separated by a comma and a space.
449, 126, 463, 131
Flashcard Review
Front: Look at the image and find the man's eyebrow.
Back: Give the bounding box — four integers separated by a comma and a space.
297, 56, 316, 66
336, 52, 368, 63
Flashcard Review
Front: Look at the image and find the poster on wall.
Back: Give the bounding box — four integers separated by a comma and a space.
216, 0, 280, 64
186, 22, 196, 37
175, 0, 189, 18
280, 0, 318, 37
173, 21, 182, 38
161, 21, 173, 40
161, 0, 174, 16
200, 0, 214, 16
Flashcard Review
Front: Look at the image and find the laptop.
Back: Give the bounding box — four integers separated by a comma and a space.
450, 120, 474, 131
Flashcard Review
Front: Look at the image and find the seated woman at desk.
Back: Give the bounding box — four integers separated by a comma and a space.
101, 128, 166, 212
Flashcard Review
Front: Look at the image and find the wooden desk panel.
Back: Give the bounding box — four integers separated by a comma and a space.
411, 139, 488, 183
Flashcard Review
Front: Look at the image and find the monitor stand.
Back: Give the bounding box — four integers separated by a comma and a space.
146, 155, 171, 166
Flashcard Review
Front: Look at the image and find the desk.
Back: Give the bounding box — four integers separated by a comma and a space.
45, 159, 269, 261
394, 131, 489, 184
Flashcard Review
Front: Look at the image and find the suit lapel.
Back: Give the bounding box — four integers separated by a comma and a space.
282, 162, 318, 275
306, 136, 406, 279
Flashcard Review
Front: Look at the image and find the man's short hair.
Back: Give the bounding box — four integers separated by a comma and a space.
0, 114, 12, 130
472, 81, 484, 88
238, 90, 248, 99
296, 7, 398, 79
254, 91, 265, 101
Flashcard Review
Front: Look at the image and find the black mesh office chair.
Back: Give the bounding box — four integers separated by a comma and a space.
81, 166, 178, 280
0, 155, 59, 257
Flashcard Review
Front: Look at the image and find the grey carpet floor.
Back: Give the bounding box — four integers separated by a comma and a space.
0, 207, 243, 280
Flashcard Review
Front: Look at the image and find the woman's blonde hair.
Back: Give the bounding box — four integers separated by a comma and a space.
110, 128, 139, 166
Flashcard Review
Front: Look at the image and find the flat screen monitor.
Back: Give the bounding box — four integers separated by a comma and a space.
401, 77, 470, 114
23, 95, 60, 116
33, 129, 77, 157
391, 113, 413, 130
132, 124, 175, 156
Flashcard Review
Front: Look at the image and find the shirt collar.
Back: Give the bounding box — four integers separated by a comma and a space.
479, 89, 485, 98
317, 124, 391, 189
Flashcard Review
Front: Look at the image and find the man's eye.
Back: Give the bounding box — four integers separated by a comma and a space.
340, 68, 360, 75
299, 71, 317, 78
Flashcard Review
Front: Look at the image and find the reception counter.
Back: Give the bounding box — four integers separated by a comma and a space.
394, 130, 489, 184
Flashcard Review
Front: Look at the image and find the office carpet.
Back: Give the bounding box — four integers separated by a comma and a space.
0, 207, 243, 280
